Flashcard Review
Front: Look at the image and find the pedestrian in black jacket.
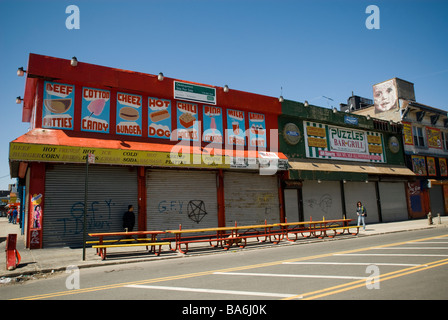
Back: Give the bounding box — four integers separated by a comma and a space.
123, 205, 135, 232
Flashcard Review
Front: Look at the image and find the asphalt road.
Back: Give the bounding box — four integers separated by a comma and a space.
2, 228, 447, 307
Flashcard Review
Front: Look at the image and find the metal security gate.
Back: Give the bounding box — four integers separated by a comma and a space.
146, 169, 218, 231
344, 181, 379, 223
429, 184, 444, 217
224, 172, 280, 226
43, 164, 138, 248
284, 189, 300, 222
302, 180, 343, 221
378, 182, 408, 222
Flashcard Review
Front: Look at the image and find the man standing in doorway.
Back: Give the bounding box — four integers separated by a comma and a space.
123, 205, 135, 232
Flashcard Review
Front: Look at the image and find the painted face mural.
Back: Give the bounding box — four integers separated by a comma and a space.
373, 79, 398, 113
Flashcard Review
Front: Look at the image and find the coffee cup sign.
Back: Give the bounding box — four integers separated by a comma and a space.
42, 81, 75, 130
116, 92, 143, 136
81, 87, 110, 133
148, 97, 172, 139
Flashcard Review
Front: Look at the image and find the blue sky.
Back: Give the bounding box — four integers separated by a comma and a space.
0, 0, 447, 189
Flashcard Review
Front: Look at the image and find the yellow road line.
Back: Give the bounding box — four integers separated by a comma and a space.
12, 233, 448, 300
284, 257, 448, 300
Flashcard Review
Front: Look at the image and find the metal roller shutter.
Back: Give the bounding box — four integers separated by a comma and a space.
429, 185, 444, 216
302, 180, 343, 221
284, 189, 300, 223
146, 169, 218, 231
378, 182, 408, 222
344, 181, 379, 223
43, 164, 138, 248
224, 172, 280, 226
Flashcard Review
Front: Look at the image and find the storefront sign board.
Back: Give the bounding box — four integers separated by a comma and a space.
81, 87, 111, 133
304, 121, 386, 163
174, 81, 216, 105
116, 92, 142, 136
42, 81, 75, 130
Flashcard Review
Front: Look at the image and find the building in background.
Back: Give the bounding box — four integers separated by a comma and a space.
10, 54, 288, 249
352, 78, 448, 219
279, 100, 415, 224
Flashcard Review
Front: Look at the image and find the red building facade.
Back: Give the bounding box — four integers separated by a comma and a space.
10, 54, 288, 248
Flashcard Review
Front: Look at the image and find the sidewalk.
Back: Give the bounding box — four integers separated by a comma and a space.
1, 216, 447, 279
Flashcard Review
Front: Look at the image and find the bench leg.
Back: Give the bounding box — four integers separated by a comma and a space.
178, 243, 188, 254
239, 237, 247, 249
285, 232, 298, 242
169, 241, 177, 252
100, 248, 107, 260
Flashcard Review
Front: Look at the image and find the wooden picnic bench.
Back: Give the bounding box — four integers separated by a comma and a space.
164, 221, 283, 254
88, 231, 168, 260
327, 225, 361, 237
275, 218, 354, 241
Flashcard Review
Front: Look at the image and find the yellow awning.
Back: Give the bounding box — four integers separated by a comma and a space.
289, 159, 415, 176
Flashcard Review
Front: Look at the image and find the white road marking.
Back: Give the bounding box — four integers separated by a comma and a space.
406, 241, 448, 244
283, 262, 425, 266
213, 272, 367, 280
125, 284, 298, 298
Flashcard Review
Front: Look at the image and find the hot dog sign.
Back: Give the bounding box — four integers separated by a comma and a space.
116, 92, 142, 136
148, 97, 172, 139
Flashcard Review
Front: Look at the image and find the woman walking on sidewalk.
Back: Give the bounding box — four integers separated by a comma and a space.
356, 201, 367, 231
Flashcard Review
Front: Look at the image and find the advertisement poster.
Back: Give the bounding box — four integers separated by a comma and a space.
402, 122, 414, 145
203, 105, 223, 144
30, 193, 43, 249
148, 97, 172, 139
426, 127, 442, 149
177, 101, 199, 141
427, 157, 436, 176
42, 81, 75, 130
248, 112, 266, 148
227, 109, 246, 146
440, 158, 448, 177
81, 87, 110, 133
116, 92, 142, 136
304, 121, 385, 163
411, 155, 427, 175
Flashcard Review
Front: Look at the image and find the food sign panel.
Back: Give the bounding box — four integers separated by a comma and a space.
148, 97, 172, 139
81, 87, 110, 133
203, 106, 223, 144
116, 92, 142, 136
227, 109, 246, 146
42, 81, 75, 130
248, 112, 266, 148
177, 101, 199, 141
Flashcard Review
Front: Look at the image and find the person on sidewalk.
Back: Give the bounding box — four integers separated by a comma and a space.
123, 205, 135, 232
12, 207, 18, 225
356, 201, 367, 231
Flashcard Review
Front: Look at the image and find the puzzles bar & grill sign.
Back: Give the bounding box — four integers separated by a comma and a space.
304, 121, 386, 162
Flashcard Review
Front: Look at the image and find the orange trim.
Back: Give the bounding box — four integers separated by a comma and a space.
12, 128, 288, 160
